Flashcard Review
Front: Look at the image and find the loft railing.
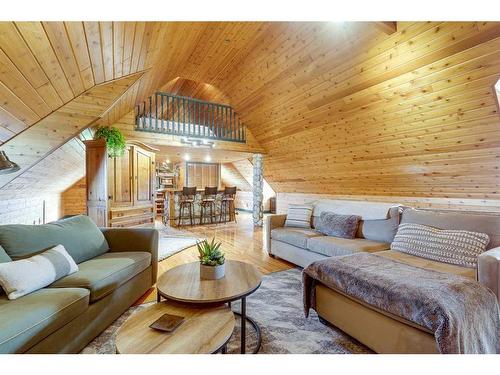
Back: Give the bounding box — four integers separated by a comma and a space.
135, 92, 246, 143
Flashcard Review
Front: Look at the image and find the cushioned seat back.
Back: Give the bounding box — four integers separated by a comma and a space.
0, 215, 109, 264
401, 208, 500, 250
310, 199, 401, 243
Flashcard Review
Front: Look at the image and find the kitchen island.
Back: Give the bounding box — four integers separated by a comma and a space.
161, 189, 232, 226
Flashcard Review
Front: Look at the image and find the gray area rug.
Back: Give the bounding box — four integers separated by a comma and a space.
156, 224, 205, 261
82, 268, 371, 354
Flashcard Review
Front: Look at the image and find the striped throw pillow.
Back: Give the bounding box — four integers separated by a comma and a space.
284, 204, 313, 228
0, 244, 78, 300
391, 223, 490, 268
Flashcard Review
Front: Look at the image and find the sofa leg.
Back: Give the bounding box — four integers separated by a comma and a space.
318, 316, 330, 326
268, 253, 276, 258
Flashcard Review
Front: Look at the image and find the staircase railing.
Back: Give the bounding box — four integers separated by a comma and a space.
135, 92, 246, 143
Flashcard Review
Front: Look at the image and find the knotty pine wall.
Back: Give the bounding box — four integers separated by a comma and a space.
276, 192, 500, 214
61, 177, 87, 217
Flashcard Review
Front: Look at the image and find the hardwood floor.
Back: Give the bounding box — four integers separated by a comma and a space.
139, 211, 294, 304
158, 211, 293, 274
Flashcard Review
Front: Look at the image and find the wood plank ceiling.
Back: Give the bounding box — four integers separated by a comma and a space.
150, 21, 500, 200
1, 22, 500, 201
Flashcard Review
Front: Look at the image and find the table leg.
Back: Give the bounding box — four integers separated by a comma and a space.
157, 291, 161, 302
241, 297, 246, 354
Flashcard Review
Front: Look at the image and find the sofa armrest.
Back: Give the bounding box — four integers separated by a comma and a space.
263, 214, 287, 254
100, 228, 159, 283
478, 247, 500, 303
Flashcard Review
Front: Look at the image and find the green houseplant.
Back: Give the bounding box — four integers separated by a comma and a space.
94, 126, 126, 157
197, 238, 226, 280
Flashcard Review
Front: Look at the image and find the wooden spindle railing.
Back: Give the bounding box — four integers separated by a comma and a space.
135, 92, 246, 143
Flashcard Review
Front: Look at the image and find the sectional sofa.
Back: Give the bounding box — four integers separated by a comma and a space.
265, 199, 500, 353
0, 215, 158, 354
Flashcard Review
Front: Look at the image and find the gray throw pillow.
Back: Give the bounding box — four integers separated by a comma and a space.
391, 223, 490, 268
316, 212, 361, 239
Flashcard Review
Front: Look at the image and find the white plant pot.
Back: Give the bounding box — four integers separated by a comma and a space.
200, 263, 225, 280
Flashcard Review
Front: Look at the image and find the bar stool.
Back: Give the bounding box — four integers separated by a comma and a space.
178, 186, 197, 226
200, 186, 218, 224
219, 186, 237, 223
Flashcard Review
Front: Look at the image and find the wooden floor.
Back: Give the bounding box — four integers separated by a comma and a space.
140, 211, 294, 304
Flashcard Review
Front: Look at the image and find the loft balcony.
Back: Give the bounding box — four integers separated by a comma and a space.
135, 92, 246, 143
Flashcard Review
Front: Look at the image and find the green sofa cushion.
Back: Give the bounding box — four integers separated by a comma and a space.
0, 245, 11, 263
0, 215, 109, 264
50, 251, 151, 302
0, 287, 89, 353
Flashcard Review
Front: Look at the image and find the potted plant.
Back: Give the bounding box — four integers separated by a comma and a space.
197, 238, 225, 280
94, 126, 126, 157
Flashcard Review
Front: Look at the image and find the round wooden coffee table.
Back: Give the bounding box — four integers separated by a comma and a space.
157, 260, 262, 354
115, 301, 235, 354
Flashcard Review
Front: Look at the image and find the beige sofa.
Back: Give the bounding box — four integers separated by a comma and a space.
264, 199, 401, 267
0, 216, 158, 354
312, 208, 500, 354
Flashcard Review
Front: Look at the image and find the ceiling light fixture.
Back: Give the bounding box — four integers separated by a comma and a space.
0, 151, 20, 174
204, 155, 211, 162
181, 137, 214, 148
184, 154, 191, 161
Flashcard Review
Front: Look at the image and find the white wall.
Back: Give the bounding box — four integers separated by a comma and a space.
0, 195, 61, 225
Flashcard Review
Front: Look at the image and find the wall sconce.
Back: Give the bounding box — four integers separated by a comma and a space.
0, 151, 20, 174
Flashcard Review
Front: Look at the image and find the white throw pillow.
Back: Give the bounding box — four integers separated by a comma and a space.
0, 244, 78, 300
284, 204, 313, 228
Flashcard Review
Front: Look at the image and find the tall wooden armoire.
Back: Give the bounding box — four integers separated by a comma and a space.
85, 139, 156, 227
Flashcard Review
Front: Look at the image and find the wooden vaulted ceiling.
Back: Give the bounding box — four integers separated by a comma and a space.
1, 22, 500, 200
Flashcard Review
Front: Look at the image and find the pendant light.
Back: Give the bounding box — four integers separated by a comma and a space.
0, 151, 20, 174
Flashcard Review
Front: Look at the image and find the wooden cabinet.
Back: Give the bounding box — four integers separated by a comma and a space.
85, 139, 156, 227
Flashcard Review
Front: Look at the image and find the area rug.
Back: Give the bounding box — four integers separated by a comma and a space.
82, 268, 371, 354
156, 224, 205, 261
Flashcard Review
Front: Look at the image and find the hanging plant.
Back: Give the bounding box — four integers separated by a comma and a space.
94, 126, 126, 157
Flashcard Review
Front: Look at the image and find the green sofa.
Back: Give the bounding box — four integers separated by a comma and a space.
0, 215, 158, 354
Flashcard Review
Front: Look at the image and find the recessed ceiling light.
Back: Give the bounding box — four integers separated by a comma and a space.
165, 159, 170, 163
184, 154, 191, 161
205, 155, 211, 162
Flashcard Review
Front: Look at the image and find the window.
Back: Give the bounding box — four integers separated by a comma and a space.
185, 162, 220, 188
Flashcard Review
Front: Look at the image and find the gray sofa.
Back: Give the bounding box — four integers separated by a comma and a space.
264, 199, 401, 267
0, 215, 158, 354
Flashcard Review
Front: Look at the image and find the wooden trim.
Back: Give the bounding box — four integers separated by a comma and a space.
373, 22, 398, 35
